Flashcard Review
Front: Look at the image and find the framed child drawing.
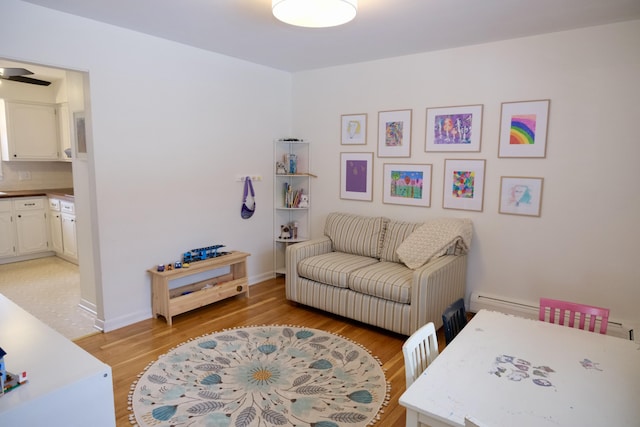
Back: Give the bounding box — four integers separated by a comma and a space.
382, 163, 432, 207
442, 159, 486, 212
499, 176, 544, 217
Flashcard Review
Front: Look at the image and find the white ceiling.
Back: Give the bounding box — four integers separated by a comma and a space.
12, 0, 640, 73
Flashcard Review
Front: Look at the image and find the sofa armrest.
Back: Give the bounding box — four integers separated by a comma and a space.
285, 237, 333, 301
410, 254, 467, 333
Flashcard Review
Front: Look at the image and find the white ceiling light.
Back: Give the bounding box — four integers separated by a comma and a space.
272, 0, 357, 28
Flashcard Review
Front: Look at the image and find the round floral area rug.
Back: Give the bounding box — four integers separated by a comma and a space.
129, 325, 390, 427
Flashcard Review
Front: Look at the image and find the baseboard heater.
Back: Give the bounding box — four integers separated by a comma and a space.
469, 292, 631, 340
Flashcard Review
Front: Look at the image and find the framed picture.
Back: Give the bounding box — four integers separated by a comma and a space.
341, 113, 367, 145
498, 99, 550, 158
73, 111, 87, 158
425, 104, 483, 152
443, 159, 486, 212
340, 152, 374, 201
499, 176, 544, 217
377, 109, 412, 157
382, 163, 432, 207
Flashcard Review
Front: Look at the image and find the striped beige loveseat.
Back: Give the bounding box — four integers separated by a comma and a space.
285, 212, 471, 336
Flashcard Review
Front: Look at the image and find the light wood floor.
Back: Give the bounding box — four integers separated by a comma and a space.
75, 277, 450, 427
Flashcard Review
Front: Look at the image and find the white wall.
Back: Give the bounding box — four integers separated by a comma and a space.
2, 0, 638, 332
292, 21, 640, 325
1, 0, 292, 331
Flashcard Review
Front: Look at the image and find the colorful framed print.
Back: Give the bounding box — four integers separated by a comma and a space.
443, 159, 486, 212
425, 104, 483, 152
498, 99, 550, 158
499, 176, 544, 217
341, 113, 367, 145
382, 163, 432, 207
377, 109, 412, 157
340, 152, 374, 201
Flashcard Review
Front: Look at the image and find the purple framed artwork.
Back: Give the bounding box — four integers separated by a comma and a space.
425, 104, 483, 152
340, 152, 373, 201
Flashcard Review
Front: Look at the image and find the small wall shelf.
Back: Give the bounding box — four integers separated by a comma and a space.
273, 139, 312, 275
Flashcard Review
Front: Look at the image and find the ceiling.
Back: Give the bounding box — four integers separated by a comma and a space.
10, 0, 640, 73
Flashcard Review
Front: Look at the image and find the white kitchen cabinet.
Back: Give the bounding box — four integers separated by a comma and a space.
57, 102, 72, 161
14, 197, 49, 254
0, 201, 15, 258
0, 197, 51, 263
61, 213, 77, 260
48, 198, 64, 254
48, 197, 78, 264
0, 99, 59, 161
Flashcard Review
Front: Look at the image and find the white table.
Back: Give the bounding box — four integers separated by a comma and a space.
399, 309, 640, 427
0, 294, 115, 426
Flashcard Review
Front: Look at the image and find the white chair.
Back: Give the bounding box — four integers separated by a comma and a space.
402, 322, 439, 387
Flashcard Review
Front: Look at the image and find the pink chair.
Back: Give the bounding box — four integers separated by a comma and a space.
539, 297, 610, 334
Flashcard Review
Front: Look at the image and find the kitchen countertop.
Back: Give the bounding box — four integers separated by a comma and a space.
0, 188, 74, 201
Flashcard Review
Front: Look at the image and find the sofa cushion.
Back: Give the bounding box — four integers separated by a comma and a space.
297, 252, 379, 289
324, 212, 388, 258
348, 262, 413, 304
379, 220, 423, 263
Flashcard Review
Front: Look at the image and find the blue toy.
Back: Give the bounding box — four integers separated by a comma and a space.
182, 245, 228, 264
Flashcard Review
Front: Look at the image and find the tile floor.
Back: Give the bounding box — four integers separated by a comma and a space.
0, 256, 98, 340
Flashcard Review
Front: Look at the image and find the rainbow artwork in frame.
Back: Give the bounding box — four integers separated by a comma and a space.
498, 99, 550, 158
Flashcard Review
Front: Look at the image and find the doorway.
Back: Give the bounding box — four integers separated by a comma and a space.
0, 57, 103, 332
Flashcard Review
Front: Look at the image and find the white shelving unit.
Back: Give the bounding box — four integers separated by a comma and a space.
273, 139, 312, 275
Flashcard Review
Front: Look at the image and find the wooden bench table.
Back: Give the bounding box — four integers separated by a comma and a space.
148, 251, 250, 325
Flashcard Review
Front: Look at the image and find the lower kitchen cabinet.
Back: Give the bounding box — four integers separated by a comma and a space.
48, 197, 78, 264
49, 207, 64, 254
61, 212, 77, 260
0, 197, 51, 263
0, 202, 15, 258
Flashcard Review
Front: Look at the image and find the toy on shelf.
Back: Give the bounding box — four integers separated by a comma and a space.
182, 245, 229, 264
280, 225, 291, 239
276, 161, 287, 175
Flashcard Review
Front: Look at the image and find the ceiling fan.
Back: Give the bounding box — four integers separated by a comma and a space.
0, 67, 51, 86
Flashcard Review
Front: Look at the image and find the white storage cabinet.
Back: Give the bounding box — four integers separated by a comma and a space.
57, 102, 72, 161
0, 99, 60, 161
0, 197, 51, 263
48, 197, 78, 264
48, 198, 64, 254
0, 200, 15, 258
61, 200, 78, 261
273, 139, 312, 275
